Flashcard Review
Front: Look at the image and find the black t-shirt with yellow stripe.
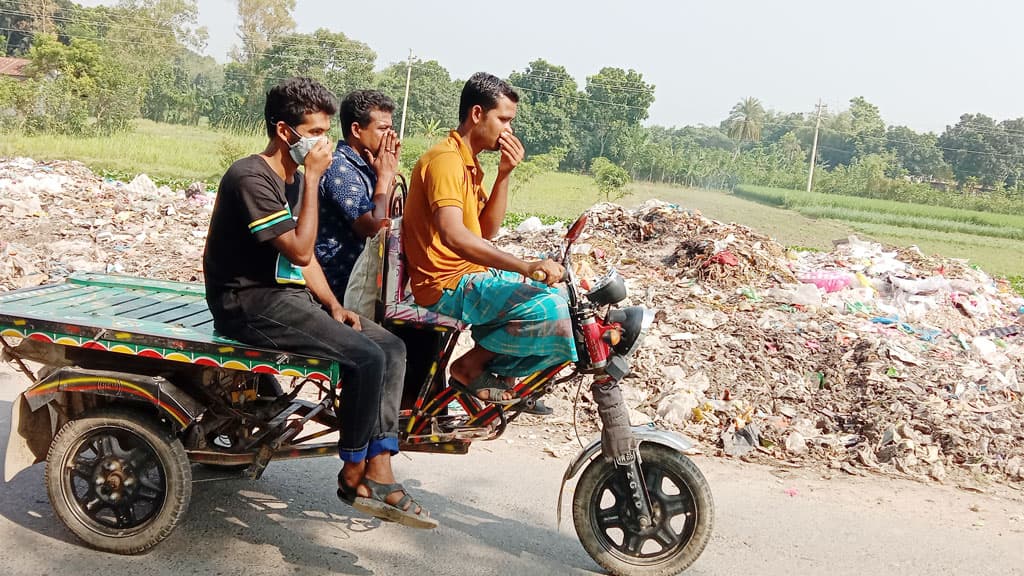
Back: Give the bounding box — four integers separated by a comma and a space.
203, 155, 306, 294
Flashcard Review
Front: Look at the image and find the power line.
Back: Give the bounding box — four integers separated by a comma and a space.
10, 6, 661, 97
6, 6, 1024, 150
509, 84, 647, 111
15, 0, 201, 28
0, 6, 378, 61
0, 6, 197, 39
518, 69, 655, 92
744, 117, 1024, 160
516, 73, 653, 95
0, 26, 378, 77
944, 120, 1024, 139
404, 64, 657, 98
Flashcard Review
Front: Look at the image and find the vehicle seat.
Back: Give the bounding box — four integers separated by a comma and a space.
377, 180, 466, 332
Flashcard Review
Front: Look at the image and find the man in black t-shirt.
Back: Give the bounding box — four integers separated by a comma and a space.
203, 77, 434, 529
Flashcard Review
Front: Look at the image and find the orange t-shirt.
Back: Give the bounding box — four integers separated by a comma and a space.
403, 131, 488, 306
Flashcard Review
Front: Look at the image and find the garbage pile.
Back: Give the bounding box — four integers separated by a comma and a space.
504, 201, 1024, 488
0, 157, 212, 290
2, 157, 1022, 488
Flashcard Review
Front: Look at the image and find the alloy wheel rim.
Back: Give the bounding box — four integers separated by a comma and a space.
61, 426, 168, 537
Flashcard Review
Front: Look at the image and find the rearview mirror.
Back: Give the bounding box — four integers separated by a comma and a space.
566, 214, 588, 244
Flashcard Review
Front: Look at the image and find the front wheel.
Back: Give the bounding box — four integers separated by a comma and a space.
572, 443, 714, 576
45, 408, 192, 554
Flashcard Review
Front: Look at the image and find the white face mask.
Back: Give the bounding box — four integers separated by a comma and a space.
287, 125, 324, 166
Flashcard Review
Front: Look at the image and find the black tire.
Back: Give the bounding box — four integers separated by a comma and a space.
45, 408, 192, 554
573, 443, 714, 576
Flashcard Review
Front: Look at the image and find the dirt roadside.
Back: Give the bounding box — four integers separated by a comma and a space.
1, 363, 1021, 576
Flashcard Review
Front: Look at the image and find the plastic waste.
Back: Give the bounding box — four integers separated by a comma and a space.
656, 392, 700, 428
766, 283, 822, 307
972, 336, 1009, 366
846, 301, 872, 315
889, 275, 950, 295
515, 216, 544, 233
738, 286, 762, 301
712, 233, 736, 253
855, 271, 874, 289
720, 422, 761, 457
799, 270, 853, 293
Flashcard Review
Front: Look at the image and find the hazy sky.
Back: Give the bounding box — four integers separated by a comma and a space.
79, 0, 1022, 133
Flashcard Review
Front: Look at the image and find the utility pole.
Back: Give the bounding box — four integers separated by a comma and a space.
399, 49, 414, 141
806, 99, 825, 193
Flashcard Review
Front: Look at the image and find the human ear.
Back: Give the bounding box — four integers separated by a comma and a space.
275, 121, 292, 144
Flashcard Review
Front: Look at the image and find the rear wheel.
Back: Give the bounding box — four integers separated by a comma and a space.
572, 443, 714, 575
45, 408, 192, 554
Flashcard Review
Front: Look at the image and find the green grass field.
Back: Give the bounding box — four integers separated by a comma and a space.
517, 181, 1024, 278
731, 185, 1024, 277
735, 185, 1024, 234
508, 171, 601, 217
1, 121, 1021, 279
0, 120, 265, 185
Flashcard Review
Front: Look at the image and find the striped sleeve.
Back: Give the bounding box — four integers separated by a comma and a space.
249, 209, 291, 233
238, 173, 296, 243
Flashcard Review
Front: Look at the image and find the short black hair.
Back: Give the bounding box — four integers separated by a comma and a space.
264, 77, 338, 139
458, 72, 519, 124
340, 90, 396, 140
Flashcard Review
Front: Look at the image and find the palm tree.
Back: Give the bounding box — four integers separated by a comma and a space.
726, 97, 766, 145
413, 118, 443, 139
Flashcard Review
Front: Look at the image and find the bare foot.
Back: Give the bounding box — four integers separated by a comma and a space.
450, 356, 516, 401
450, 350, 515, 402
339, 460, 366, 494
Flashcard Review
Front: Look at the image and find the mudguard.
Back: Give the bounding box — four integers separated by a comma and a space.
556, 426, 698, 527
4, 392, 53, 482
4, 367, 201, 481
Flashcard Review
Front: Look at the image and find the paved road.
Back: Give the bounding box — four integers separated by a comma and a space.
1, 369, 1023, 576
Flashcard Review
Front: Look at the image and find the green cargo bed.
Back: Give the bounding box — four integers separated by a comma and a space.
0, 273, 338, 382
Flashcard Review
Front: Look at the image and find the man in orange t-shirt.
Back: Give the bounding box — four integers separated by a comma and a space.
402, 72, 578, 404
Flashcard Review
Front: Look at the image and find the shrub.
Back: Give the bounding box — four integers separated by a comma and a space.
217, 136, 252, 172
591, 157, 631, 201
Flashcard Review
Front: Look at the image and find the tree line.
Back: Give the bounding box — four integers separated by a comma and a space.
1, 0, 1022, 210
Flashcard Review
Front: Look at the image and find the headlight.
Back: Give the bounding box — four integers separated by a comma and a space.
586, 269, 627, 306
605, 306, 655, 357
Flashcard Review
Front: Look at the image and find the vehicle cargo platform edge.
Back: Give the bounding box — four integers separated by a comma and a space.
0, 272, 338, 381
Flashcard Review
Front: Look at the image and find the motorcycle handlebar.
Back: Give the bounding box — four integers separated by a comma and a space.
530, 269, 568, 283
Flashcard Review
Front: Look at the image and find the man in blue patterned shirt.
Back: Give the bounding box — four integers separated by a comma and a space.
315, 90, 400, 300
